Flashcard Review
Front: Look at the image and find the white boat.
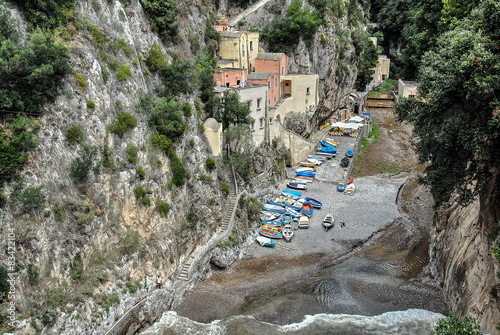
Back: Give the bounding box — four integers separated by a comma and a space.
345, 184, 356, 195
282, 224, 294, 242
291, 179, 313, 184
287, 182, 307, 190
256, 236, 276, 247
298, 216, 309, 229
296, 167, 315, 173
306, 158, 323, 165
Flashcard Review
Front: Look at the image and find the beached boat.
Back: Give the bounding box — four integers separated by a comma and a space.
287, 182, 307, 190
282, 224, 294, 242
282, 189, 301, 200
345, 184, 356, 195
308, 155, 327, 161
256, 235, 275, 247
296, 167, 315, 173
323, 213, 334, 231
281, 212, 292, 224
266, 200, 285, 207
296, 171, 316, 178
260, 211, 281, 220
305, 197, 322, 209
340, 157, 349, 167
263, 204, 286, 213
337, 183, 345, 192
345, 149, 354, 158
290, 217, 299, 230
320, 140, 337, 149
298, 216, 309, 229
291, 179, 313, 185
286, 208, 301, 217
324, 139, 340, 146
262, 224, 282, 233
262, 219, 282, 226
314, 152, 335, 159
318, 146, 337, 154
302, 202, 313, 217
300, 161, 317, 167
295, 175, 314, 181
306, 158, 323, 165
259, 228, 283, 239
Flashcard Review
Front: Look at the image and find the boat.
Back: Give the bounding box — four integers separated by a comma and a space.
324, 139, 340, 146
262, 219, 282, 226
320, 140, 337, 149
256, 235, 275, 247
259, 228, 283, 239
338, 222, 346, 229
282, 189, 301, 199
295, 175, 314, 181
262, 224, 282, 233
282, 224, 294, 242
296, 171, 316, 178
323, 213, 334, 231
290, 217, 299, 230
298, 216, 309, 229
305, 197, 322, 209
300, 161, 317, 167
291, 179, 313, 184
296, 167, 315, 173
317, 146, 337, 154
308, 155, 328, 161
281, 212, 292, 224
348, 177, 354, 184
260, 211, 281, 220
285, 207, 301, 217
263, 204, 286, 213
314, 152, 335, 159
337, 183, 345, 192
302, 202, 313, 217
345, 184, 356, 195
306, 158, 323, 165
340, 157, 349, 167
287, 182, 307, 190
345, 149, 354, 158
266, 200, 285, 207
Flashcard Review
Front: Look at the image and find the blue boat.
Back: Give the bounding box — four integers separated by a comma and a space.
302, 202, 314, 217
262, 219, 282, 226
320, 140, 337, 149
281, 212, 292, 224
285, 205, 302, 213
305, 197, 322, 209
263, 204, 286, 213
266, 200, 285, 207
337, 183, 345, 192
317, 146, 337, 154
315, 152, 334, 158
309, 155, 327, 161
345, 149, 354, 158
287, 182, 307, 190
259, 228, 283, 239
296, 171, 316, 178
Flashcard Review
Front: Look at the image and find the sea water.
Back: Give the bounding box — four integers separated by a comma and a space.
140, 309, 444, 335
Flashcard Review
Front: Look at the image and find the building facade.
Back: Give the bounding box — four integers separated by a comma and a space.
398, 79, 418, 98
214, 68, 248, 88
217, 31, 260, 72
203, 118, 223, 156
247, 72, 280, 108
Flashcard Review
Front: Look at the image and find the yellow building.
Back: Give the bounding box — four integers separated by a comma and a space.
203, 118, 223, 156
280, 73, 319, 113
372, 55, 390, 83
217, 31, 260, 72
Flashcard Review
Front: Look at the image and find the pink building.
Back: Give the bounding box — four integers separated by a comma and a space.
214, 68, 248, 88
214, 24, 231, 32
247, 72, 280, 108
254, 53, 288, 79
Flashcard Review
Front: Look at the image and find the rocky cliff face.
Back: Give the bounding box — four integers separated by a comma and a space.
431, 195, 500, 333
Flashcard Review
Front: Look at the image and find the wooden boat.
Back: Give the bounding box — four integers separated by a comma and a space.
314, 152, 334, 159
323, 213, 334, 231
302, 202, 313, 217
320, 140, 337, 149
345, 184, 356, 195
287, 182, 307, 190
298, 216, 309, 229
263, 204, 286, 213
345, 149, 354, 158
256, 235, 275, 247
266, 200, 285, 207
308, 155, 327, 161
260, 211, 281, 220
291, 179, 313, 184
317, 146, 337, 154
281, 212, 292, 224
324, 139, 340, 146
296, 171, 316, 178
285, 208, 301, 217
296, 167, 315, 173
282, 224, 294, 242
306, 158, 324, 165
282, 189, 301, 200
262, 224, 282, 233
262, 219, 282, 226
337, 183, 345, 192
259, 228, 283, 239
305, 197, 322, 209
295, 175, 314, 181
300, 161, 317, 167
290, 217, 299, 230
340, 157, 350, 167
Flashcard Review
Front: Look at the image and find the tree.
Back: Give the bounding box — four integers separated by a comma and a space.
431, 312, 482, 334
149, 98, 187, 139
354, 31, 380, 91
144, 0, 179, 43
395, 0, 500, 206
214, 91, 252, 132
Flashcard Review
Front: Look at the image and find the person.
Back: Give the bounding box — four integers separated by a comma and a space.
156, 274, 162, 289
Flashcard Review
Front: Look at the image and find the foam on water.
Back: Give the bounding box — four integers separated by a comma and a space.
140, 309, 445, 335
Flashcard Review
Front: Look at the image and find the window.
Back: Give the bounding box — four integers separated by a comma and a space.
275, 77, 277, 86
306, 87, 310, 95
274, 96, 276, 102
286, 83, 289, 86
250, 41, 253, 50
269, 117, 273, 124
259, 118, 264, 129
257, 98, 262, 109
248, 101, 252, 109
268, 80, 271, 89
281, 66, 284, 75
251, 122, 255, 131
242, 50, 245, 57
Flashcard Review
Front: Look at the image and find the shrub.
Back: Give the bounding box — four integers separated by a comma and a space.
136, 167, 145, 180
141, 197, 151, 206
134, 186, 146, 198
126, 144, 138, 163
70, 252, 84, 280
27, 264, 39, 285
75, 74, 87, 91
205, 157, 216, 171
53, 205, 64, 221
156, 200, 170, 217
9, 181, 46, 214
221, 182, 230, 197
101, 66, 110, 83
108, 113, 137, 136
101, 138, 114, 171
69, 198, 96, 226
86, 23, 107, 48
194, 100, 202, 119
87, 100, 95, 109
116, 64, 133, 82
170, 155, 188, 186
0, 266, 9, 298
431, 312, 482, 334
144, 0, 179, 42
122, 231, 140, 254
149, 98, 187, 138
70, 145, 98, 185
108, 59, 120, 71
66, 125, 84, 146
145, 42, 168, 72
198, 124, 205, 132
151, 133, 172, 153
118, 38, 131, 57
181, 103, 192, 117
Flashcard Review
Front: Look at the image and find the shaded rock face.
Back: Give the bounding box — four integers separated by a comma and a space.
430, 195, 500, 334
284, 111, 309, 136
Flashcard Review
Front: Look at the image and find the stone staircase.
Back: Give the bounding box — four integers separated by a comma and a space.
177, 169, 238, 281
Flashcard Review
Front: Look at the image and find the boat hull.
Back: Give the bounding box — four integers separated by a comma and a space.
259, 228, 283, 239
305, 197, 322, 209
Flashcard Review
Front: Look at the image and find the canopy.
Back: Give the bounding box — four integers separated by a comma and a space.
363, 112, 371, 115
349, 116, 364, 123
343, 123, 363, 130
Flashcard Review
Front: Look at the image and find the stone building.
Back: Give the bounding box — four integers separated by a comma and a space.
217, 31, 260, 72
214, 68, 248, 88
247, 72, 280, 108
203, 118, 223, 156
398, 79, 418, 98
